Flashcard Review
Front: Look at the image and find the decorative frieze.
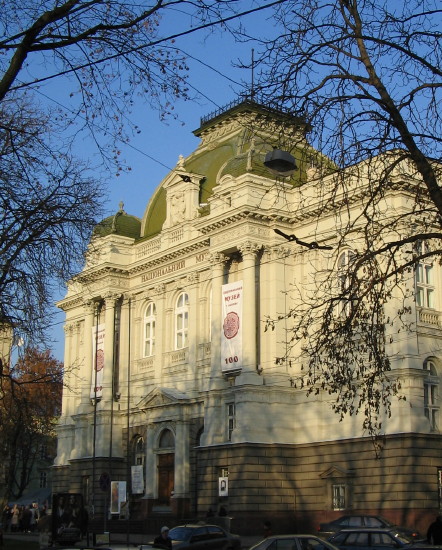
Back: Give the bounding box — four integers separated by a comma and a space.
187, 272, 199, 284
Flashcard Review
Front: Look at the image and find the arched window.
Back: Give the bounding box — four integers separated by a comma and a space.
337, 250, 356, 315
175, 292, 189, 349
159, 428, 175, 449
195, 426, 204, 447
143, 302, 156, 357
424, 359, 439, 431
416, 242, 434, 308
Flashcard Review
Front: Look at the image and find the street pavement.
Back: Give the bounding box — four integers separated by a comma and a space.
4, 531, 262, 549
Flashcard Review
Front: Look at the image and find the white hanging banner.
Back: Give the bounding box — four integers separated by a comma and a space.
131, 465, 144, 494
221, 281, 243, 374
218, 476, 229, 497
90, 323, 105, 399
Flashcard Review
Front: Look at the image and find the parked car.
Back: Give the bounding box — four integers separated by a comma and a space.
249, 534, 340, 550
318, 516, 422, 540
140, 524, 241, 550
328, 527, 433, 550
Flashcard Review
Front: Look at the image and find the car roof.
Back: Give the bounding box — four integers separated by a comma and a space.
268, 535, 330, 539
171, 523, 222, 530
334, 515, 385, 520
335, 528, 399, 533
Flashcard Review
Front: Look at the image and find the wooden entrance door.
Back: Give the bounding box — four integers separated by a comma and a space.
158, 453, 174, 505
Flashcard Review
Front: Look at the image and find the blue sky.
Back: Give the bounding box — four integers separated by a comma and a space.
44, 3, 277, 360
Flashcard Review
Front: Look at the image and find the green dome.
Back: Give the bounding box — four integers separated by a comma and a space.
94, 204, 141, 239
141, 100, 309, 239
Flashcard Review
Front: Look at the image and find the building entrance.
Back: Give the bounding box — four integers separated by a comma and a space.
158, 453, 174, 505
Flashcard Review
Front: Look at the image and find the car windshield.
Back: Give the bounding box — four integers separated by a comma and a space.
169, 527, 195, 541
380, 519, 396, 528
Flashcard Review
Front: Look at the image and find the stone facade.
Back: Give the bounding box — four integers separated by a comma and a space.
54, 99, 442, 535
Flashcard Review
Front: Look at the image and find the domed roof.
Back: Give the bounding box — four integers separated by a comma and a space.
94, 202, 141, 240
140, 99, 308, 239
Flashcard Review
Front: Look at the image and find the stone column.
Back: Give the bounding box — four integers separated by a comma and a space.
264, 245, 292, 375
153, 284, 165, 382
172, 420, 190, 516
209, 252, 228, 388
173, 421, 190, 497
118, 294, 132, 400
186, 272, 199, 380
83, 300, 97, 405
61, 323, 73, 418
144, 425, 156, 499
101, 293, 118, 405
237, 241, 262, 384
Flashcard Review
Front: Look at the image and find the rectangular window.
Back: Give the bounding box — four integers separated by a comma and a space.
39, 471, 47, 488
82, 475, 90, 507
144, 319, 155, 356
40, 444, 47, 459
175, 293, 189, 350
227, 403, 235, 441
416, 244, 435, 308
176, 312, 188, 348
425, 382, 439, 430
332, 484, 346, 510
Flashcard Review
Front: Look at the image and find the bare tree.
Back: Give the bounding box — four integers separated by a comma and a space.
0, 0, 254, 343
0, 0, 253, 166
252, 0, 442, 438
0, 96, 103, 341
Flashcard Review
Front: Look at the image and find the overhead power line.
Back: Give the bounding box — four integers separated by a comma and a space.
8, 0, 288, 93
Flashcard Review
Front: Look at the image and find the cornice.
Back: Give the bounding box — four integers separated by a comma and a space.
56, 296, 84, 311
75, 265, 128, 284
195, 209, 296, 235
130, 239, 210, 275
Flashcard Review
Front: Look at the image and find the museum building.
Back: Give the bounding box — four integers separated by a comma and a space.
54, 99, 442, 534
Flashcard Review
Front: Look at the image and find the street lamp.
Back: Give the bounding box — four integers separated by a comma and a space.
264, 149, 298, 177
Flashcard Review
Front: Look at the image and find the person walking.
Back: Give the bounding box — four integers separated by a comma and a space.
427, 515, 442, 544
263, 521, 273, 538
153, 526, 172, 550
10, 505, 19, 533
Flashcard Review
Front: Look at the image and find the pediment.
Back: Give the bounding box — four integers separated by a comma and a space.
137, 387, 190, 409
319, 465, 354, 480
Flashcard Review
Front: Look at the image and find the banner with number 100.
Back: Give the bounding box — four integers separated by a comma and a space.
221, 280, 243, 374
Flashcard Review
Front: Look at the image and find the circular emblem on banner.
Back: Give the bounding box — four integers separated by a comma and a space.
223, 311, 239, 339
96, 349, 104, 371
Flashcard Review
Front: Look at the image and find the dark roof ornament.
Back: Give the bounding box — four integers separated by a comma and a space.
264, 149, 298, 177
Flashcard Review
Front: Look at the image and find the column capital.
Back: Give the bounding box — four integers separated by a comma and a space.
209, 251, 228, 267
265, 245, 291, 260
83, 299, 98, 315
104, 292, 120, 307
238, 241, 262, 257
64, 323, 74, 335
